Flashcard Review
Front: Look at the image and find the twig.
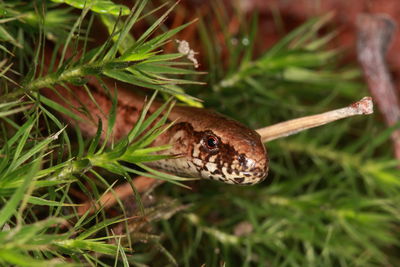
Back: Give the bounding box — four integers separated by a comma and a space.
356, 14, 400, 159
256, 97, 374, 143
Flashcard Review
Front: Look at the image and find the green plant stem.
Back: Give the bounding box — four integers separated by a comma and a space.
54, 159, 92, 181
3, 63, 99, 102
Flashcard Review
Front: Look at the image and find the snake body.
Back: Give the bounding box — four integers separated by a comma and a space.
44, 78, 269, 185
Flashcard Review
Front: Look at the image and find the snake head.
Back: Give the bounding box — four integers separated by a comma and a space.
155, 107, 269, 185
193, 127, 269, 185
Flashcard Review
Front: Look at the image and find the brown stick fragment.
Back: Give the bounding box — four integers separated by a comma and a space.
356, 14, 400, 159
257, 97, 373, 143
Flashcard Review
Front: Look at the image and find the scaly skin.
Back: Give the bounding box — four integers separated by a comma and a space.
44, 78, 269, 185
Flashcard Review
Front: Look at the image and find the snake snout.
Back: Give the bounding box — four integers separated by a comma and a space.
232, 149, 269, 185
232, 153, 268, 185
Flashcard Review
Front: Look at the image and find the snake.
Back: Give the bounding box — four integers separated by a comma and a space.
43, 77, 269, 185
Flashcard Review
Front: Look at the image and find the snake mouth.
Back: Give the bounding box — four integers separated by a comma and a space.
233, 162, 269, 185
240, 171, 268, 178
231, 172, 268, 185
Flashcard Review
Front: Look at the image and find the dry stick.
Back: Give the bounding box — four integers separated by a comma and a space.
256, 96, 374, 143
356, 14, 400, 159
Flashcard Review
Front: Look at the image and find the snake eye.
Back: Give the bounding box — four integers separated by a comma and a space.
202, 134, 219, 152
207, 136, 218, 148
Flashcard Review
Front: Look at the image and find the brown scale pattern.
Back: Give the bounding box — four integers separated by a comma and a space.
44, 77, 269, 185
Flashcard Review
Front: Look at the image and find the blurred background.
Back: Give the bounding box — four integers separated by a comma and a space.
172, 0, 400, 90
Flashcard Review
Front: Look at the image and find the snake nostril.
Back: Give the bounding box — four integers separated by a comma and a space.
237, 154, 256, 170
237, 154, 246, 166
